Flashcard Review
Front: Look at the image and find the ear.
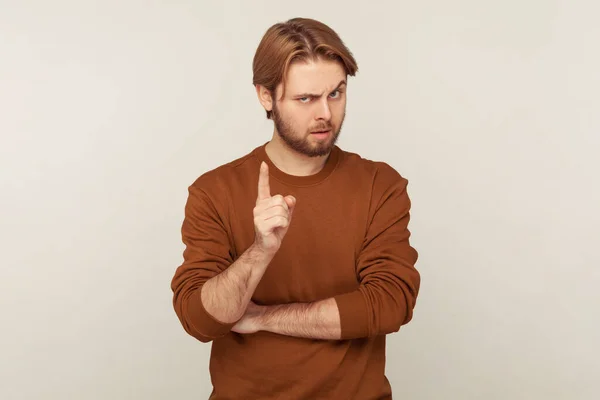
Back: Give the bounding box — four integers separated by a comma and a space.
255, 85, 274, 114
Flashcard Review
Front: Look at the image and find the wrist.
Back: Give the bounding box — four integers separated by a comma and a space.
250, 302, 270, 333
249, 241, 278, 260
256, 304, 277, 332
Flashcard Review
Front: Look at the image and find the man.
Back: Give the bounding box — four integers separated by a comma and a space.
171, 17, 420, 399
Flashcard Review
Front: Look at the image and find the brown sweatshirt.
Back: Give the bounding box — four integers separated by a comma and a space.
171, 142, 420, 399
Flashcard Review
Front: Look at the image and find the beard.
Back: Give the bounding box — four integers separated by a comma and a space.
271, 100, 344, 158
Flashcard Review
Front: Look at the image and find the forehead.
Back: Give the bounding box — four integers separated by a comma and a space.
281, 59, 347, 97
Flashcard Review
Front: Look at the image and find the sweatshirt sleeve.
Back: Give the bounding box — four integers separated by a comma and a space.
170, 183, 236, 343
334, 163, 420, 340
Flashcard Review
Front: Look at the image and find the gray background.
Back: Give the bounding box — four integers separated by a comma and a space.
1, 0, 598, 399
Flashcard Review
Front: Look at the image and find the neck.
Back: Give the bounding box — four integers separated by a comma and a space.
265, 134, 330, 177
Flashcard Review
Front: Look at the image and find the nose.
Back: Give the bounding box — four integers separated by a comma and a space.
315, 97, 332, 121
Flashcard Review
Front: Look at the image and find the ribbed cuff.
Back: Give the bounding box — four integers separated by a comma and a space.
334, 289, 370, 340
187, 288, 237, 340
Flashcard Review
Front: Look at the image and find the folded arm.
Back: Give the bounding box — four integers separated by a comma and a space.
171, 184, 273, 343
238, 164, 420, 340
234, 298, 341, 339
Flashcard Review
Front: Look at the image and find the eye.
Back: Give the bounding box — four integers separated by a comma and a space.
299, 97, 311, 103
329, 90, 342, 99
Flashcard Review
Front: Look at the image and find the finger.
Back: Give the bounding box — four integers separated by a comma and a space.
284, 196, 296, 209
285, 196, 296, 218
257, 162, 271, 202
259, 205, 290, 221
263, 215, 289, 229
268, 195, 289, 212
256, 195, 289, 213
254, 206, 288, 229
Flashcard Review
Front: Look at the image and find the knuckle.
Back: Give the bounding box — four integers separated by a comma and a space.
275, 209, 286, 218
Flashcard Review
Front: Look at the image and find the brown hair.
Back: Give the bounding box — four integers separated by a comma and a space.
252, 17, 359, 119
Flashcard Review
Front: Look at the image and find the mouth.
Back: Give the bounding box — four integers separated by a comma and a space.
311, 129, 331, 135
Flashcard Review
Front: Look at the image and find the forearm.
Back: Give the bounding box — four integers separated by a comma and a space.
260, 297, 341, 340
255, 278, 417, 341
201, 244, 274, 323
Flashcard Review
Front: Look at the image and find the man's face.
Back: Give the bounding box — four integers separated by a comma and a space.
271, 59, 347, 157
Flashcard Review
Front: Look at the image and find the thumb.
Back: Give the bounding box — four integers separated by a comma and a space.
285, 195, 296, 216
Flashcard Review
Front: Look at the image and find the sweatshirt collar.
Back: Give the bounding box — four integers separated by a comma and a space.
252, 141, 341, 187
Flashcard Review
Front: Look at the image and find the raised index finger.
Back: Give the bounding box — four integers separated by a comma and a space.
257, 162, 271, 201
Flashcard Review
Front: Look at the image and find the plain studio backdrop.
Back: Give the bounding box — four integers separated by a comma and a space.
1, 1, 599, 399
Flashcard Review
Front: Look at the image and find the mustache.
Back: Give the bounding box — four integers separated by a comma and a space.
310, 124, 333, 132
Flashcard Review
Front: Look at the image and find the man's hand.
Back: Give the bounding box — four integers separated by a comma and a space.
231, 301, 266, 334
253, 162, 296, 255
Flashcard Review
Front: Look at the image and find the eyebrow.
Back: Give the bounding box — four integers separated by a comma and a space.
293, 79, 347, 98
